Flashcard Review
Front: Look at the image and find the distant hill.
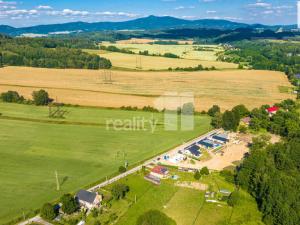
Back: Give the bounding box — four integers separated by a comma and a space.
0, 15, 297, 36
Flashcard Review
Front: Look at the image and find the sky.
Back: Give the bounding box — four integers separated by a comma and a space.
0, 0, 299, 27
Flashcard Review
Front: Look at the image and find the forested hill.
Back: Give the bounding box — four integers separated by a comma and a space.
0, 36, 111, 69
0, 16, 297, 36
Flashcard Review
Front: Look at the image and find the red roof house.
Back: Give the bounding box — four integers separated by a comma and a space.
150, 166, 169, 178
266, 106, 280, 114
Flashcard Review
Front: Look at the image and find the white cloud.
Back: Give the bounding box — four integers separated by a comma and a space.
174, 5, 195, 10
37, 5, 52, 10
206, 10, 216, 14
247, 2, 271, 8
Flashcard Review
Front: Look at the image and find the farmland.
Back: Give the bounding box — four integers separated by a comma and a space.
0, 66, 293, 111
84, 172, 263, 225
85, 51, 237, 70
0, 102, 211, 224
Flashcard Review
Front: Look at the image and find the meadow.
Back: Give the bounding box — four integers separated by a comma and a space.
0, 66, 293, 111
0, 102, 211, 224
86, 172, 263, 225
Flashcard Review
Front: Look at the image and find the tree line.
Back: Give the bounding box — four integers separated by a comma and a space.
0, 35, 111, 69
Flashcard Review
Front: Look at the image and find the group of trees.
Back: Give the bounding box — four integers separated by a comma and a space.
111, 183, 129, 200
168, 64, 216, 72
0, 36, 111, 69
209, 104, 249, 131
194, 167, 209, 180
0, 90, 51, 106
40, 193, 79, 221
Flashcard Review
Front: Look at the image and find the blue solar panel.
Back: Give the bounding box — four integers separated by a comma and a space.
198, 139, 214, 147
187, 145, 201, 156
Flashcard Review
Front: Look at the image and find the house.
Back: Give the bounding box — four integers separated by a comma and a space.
212, 133, 230, 143
241, 117, 251, 126
76, 190, 102, 209
184, 144, 202, 158
198, 139, 216, 149
150, 165, 169, 178
266, 106, 280, 115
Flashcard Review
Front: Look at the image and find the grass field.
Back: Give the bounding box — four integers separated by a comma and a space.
88, 172, 263, 225
85, 50, 237, 70
101, 41, 223, 61
0, 66, 293, 111
0, 102, 211, 224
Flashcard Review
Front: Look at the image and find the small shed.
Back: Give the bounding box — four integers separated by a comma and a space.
76, 190, 101, 209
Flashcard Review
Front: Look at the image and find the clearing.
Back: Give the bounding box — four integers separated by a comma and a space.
0, 66, 293, 111
0, 102, 211, 224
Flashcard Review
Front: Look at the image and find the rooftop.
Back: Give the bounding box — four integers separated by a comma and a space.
76, 190, 97, 204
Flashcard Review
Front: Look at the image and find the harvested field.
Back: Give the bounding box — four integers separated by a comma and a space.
116, 38, 194, 45
91, 51, 236, 70
0, 66, 293, 111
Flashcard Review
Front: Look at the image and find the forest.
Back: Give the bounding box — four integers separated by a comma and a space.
0, 35, 111, 69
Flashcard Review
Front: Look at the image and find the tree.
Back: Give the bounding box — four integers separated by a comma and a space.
181, 102, 194, 115
0, 91, 24, 103
232, 104, 249, 118
40, 203, 57, 221
111, 183, 129, 200
239, 125, 247, 134
194, 170, 201, 180
222, 110, 239, 131
227, 190, 240, 207
60, 193, 79, 214
136, 210, 176, 225
32, 89, 50, 106
200, 167, 209, 175
211, 112, 223, 128
208, 105, 221, 117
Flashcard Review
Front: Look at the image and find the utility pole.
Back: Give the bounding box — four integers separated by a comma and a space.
135, 194, 137, 203
55, 170, 60, 191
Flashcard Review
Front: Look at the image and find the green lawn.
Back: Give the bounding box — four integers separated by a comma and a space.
89, 172, 263, 225
0, 102, 211, 224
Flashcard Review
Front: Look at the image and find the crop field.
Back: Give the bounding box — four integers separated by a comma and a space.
0, 67, 293, 111
87, 172, 263, 225
100, 41, 224, 61
0, 102, 211, 224
86, 51, 237, 70
116, 38, 194, 45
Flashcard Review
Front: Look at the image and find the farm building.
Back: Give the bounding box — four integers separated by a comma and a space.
212, 133, 229, 143
76, 190, 102, 209
150, 166, 169, 178
184, 145, 202, 158
144, 174, 161, 185
266, 106, 280, 115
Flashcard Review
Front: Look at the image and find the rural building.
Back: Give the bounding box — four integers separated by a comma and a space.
241, 117, 251, 126
150, 166, 169, 178
198, 139, 216, 149
266, 106, 280, 115
184, 145, 202, 158
76, 190, 102, 209
212, 133, 229, 143
144, 174, 161, 185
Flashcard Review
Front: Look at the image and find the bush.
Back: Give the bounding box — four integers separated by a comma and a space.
32, 89, 50, 106
200, 167, 209, 175
40, 203, 57, 221
194, 170, 201, 180
119, 166, 127, 173
60, 193, 79, 214
136, 210, 176, 225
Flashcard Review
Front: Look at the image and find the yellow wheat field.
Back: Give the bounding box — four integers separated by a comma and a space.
0, 66, 294, 111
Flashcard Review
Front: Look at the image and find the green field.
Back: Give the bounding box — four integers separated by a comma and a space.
86, 171, 263, 225
0, 102, 211, 224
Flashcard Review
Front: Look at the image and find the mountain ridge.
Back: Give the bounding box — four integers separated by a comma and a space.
0, 15, 297, 36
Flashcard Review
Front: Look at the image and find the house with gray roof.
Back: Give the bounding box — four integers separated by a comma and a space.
76, 190, 102, 209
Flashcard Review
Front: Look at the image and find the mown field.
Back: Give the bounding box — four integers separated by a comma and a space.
85, 172, 263, 225
0, 102, 211, 224
85, 50, 237, 70
101, 41, 223, 61
0, 66, 293, 111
